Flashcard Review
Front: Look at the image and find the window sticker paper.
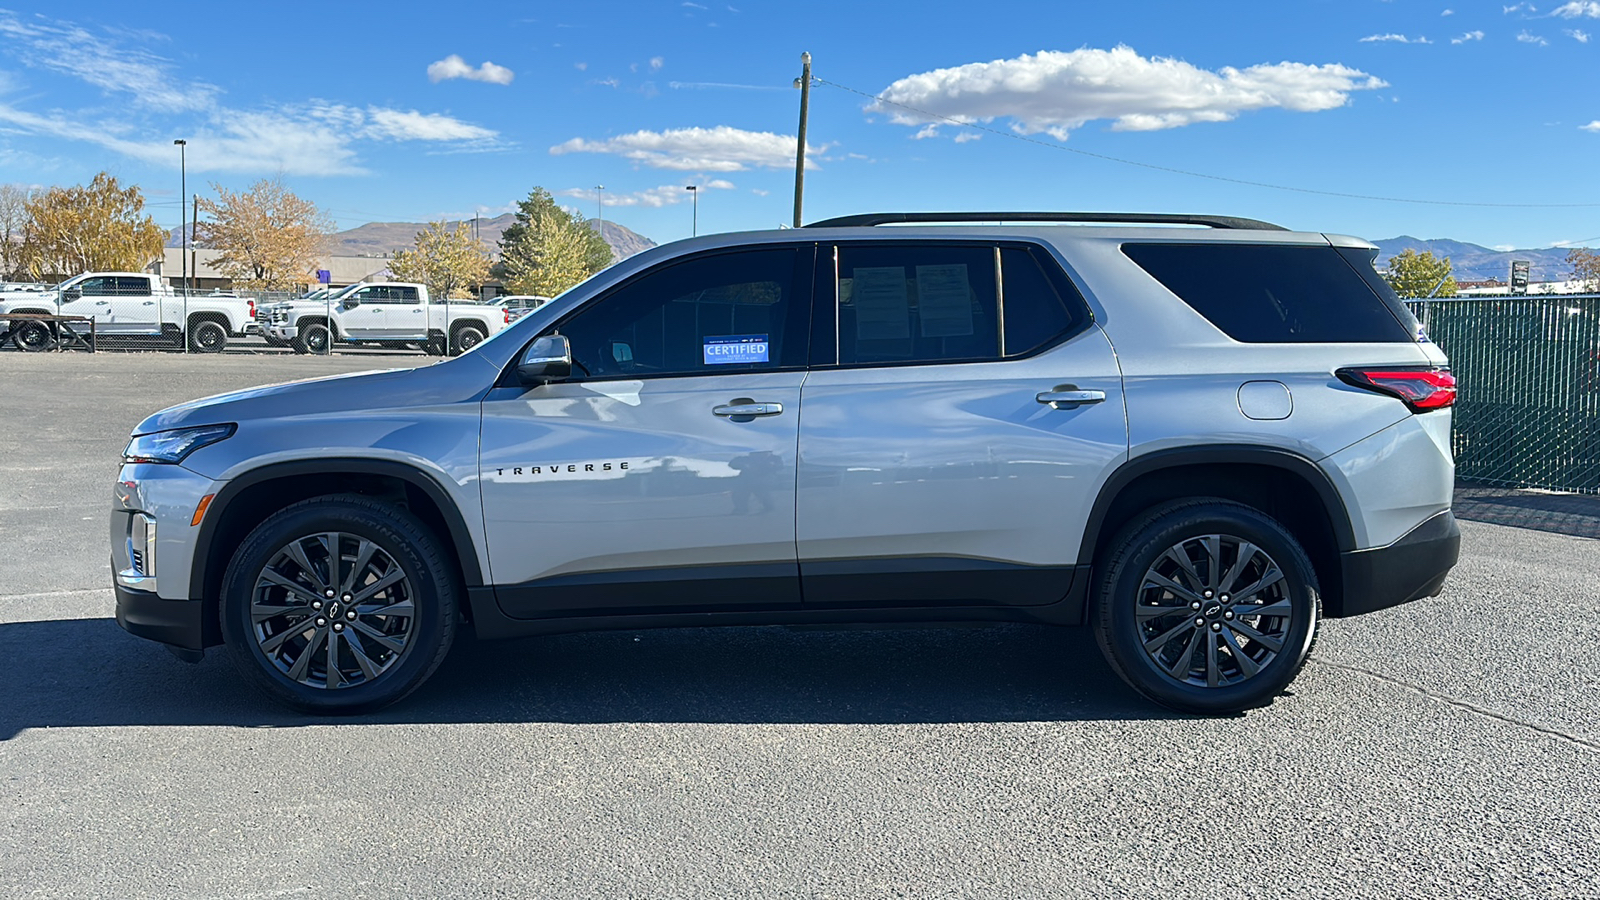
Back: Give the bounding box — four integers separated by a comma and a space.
851, 266, 911, 341
915, 264, 975, 337
704, 334, 770, 365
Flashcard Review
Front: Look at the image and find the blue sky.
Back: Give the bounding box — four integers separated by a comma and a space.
1, 0, 1598, 251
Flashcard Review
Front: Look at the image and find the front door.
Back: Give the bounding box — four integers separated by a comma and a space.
796, 241, 1127, 608
338, 286, 387, 340
478, 245, 815, 619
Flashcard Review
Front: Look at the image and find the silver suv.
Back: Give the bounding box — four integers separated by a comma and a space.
111, 212, 1460, 715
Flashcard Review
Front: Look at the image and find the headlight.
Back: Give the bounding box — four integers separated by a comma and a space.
123, 424, 236, 464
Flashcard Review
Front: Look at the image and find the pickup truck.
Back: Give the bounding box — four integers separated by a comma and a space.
263, 281, 506, 355
0, 272, 258, 352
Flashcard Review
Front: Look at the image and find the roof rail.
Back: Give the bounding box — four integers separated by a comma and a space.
802, 212, 1288, 231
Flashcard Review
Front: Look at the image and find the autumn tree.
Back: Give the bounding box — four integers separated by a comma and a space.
0, 184, 34, 279
18, 173, 165, 279
1385, 248, 1457, 298
498, 187, 613, 297
388, 221, 491, 300
197, 177, 333, 290
1567, 247, 1600, 293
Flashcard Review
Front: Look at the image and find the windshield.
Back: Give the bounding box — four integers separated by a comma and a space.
325, 284, 361, 301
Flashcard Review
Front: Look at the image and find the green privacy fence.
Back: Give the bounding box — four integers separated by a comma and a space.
1408, 295, 1600, 494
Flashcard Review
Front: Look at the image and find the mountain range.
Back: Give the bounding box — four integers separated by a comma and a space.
168, 215, 658, 263
1372, 236, 1587, 284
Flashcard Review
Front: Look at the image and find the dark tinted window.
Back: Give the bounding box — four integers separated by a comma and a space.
1000, 246, 1086, 356
78, 277, 113, 296
115, 276, 149, 295
1122, 243, 1415, 343
836, 244, 998, 365
556, 248, 804, 379
396, 286, 420, 303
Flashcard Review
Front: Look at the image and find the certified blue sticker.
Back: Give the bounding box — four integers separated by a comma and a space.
704, 334, 770, 365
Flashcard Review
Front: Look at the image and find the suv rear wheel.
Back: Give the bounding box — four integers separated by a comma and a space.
219, 495, 458, 714
1093, 500, 1320, 714
188, 320, 228, 353
11, 321, 54, 352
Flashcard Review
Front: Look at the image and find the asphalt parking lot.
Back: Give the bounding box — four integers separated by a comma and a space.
1, 351, 1597, 898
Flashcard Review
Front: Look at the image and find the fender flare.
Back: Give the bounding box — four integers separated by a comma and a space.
188, 457, 484, 602
1076, 444, 1358, 566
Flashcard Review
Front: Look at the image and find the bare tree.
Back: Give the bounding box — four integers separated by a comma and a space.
0, 184, 33, 279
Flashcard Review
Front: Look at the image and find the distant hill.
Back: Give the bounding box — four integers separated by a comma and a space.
1373, 236, 1589, 283
171, 214, 658, 263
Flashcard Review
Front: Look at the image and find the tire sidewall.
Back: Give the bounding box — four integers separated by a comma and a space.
190, 321, 226, 352
219, 500, 455, 714
1097, 503, 1320, 714
13, 321, 53, 351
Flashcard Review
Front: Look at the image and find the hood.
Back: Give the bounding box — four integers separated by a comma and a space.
132, 355, 500, 435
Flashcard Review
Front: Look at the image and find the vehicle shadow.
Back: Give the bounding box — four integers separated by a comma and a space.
1454, 484, 1600, 539
0, 617, 1180, 739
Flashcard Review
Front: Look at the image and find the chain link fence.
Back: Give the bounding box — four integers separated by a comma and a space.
1410, 295, 1600, 495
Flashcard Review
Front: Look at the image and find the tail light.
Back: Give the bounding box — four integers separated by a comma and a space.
248, 299, 256, 319
504, 307, 512, 325
1336, 366, 1456, 412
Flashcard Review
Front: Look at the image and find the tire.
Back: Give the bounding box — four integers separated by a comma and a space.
291, 322, 331, 355
188, 319, 227, 353
422, 333, 447, 356
11, 321, 54, 352
449, 324, 486, 356
219, 495, 459, 714
1092, 500, 1320, 715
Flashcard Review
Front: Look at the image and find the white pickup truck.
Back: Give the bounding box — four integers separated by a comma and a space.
264, 281, 506, 355
0, 272, 258, 352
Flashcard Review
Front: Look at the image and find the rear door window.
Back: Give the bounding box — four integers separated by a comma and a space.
1121, 243, 1415, 343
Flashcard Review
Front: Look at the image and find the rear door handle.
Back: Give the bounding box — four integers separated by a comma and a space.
713, 401, 784, 418
1036, 388, 1107, 409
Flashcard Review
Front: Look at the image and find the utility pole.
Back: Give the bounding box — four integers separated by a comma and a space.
191, 194, 198, 296
174, 139, 187, 352
686, 185, 698, 236
792, 51, 811, 228
594, 185, 605, 234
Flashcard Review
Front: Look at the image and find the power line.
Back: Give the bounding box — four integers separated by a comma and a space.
815, 77, 1600, 210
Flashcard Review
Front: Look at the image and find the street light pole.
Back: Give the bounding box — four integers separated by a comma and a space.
594, 185, 605, 234
174, 139, 187, 353
685, 185, 698, 236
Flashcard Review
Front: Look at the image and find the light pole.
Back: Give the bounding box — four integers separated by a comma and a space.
685, 185, 698, 236
174, 139, 187, 352
594, 185, 605, 233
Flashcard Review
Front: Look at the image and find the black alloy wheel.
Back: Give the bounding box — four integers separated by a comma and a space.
189, 320, 228, 353
220, 495, 458, 714
1093, 500, 1320, 714
12, 321, 54, 352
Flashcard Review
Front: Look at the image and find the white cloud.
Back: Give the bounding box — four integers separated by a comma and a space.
1581, 120, 1600, 131
1493, 244, 1516, 251
575, 62, 588, 71
912, 124, 940, 139
551, 125, 825, 170
1553, 1, 1600, 16
870, 46, 1386, 139
558, 180, 734, 208
426, 55, 514, 85
750, 188, 769, 196
954, 131, 981, 143
1442, 8, 1455, 14
1451, 30, 1487, 42
0, 11, 218, 112
1517, 29, 1551, 43
595, 77, 620, 88
650, 56, 665, 71
1503, 2, 1537, 12
1568, 27, 1593, 40
1360, 33, 1433, 43
362, 107, 497, 141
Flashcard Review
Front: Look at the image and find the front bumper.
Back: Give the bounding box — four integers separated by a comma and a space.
1334, 510, 1461, 617
114, 583, 215, 651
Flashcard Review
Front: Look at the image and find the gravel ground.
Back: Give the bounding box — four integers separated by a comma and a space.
1, 351, 1596, 899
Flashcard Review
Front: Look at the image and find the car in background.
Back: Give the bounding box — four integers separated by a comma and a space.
488, 295, 552, 323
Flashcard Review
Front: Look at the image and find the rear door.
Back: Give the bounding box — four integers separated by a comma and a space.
796, 241, 1126, 608
477, 244, 814, 619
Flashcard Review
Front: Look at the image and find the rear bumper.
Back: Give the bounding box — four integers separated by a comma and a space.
114, 583, 214, 651
1334, 510, 1460, 617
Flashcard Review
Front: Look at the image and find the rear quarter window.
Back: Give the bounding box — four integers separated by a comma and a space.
1121, 243, 1415, 343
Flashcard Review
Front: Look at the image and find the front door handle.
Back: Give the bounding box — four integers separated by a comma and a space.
713, 401, 784, 418
1036, 387, 1107, 409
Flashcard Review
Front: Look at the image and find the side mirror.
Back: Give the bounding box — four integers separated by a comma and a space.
343, 297, 360, 308
517, 334, 573, 385
62, 288, 82, 302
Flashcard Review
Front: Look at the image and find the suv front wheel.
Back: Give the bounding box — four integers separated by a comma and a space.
1093, 500, 1320, 714
219, 495, 458, 714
